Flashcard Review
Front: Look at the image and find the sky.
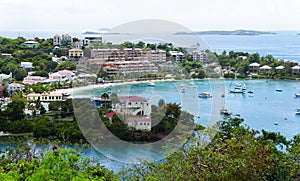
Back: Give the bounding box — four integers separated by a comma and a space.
0, 0, 300, 32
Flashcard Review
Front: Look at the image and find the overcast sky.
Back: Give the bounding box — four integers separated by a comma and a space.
1, 0, 300, 32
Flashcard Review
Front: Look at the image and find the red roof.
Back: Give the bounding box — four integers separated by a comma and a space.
105, 111, 116, 118
120, 96, 149, 102
0, 86, 2, 91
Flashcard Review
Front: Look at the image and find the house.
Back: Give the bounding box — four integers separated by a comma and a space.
275, 65, 285, 76
22, 41, 38, 48
259, 65, 272, 74
68, 48, 83, 58
46, 70, 75, 83
292, 65, 300, 77
22, 76, 47, 85
82, 36, 102, 45
1, 53, 13, 58
21, 62, 34, 69
146, 50, 166, 62
169, 51, 184, 62
249, 62, 261, 73
8, 83, 25, 93
53, 34, 61, 46
0, 72, 12, 80
115, 96, 151, 131
26, 92, 63, 102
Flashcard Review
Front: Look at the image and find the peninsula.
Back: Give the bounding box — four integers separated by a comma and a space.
175, 30, 276, 36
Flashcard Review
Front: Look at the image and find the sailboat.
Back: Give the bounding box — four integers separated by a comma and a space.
228, 72, 245, 94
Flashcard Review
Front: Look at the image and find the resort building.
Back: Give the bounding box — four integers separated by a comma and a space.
22, 76, 47, 85
68, 48, 84, 58
169, 51, 184, 62
192, 50, 208, 62
292, 65, 300, 77
275, 65, 285, 76
249, 62, 261, 73
259, 65, 272, 74
146, 50, 167, 62
115, 96, 151, 131
26, 92, 63, 102
46, 69, 75, 82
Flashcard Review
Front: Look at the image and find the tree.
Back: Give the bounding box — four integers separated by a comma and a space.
55, 62, 76, 71
5, 100, 26, 121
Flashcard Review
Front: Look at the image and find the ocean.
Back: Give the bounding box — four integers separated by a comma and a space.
1, 30, 300, 61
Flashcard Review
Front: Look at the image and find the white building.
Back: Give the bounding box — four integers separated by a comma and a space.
21, 62, 33, 69
22, 76, 47, 85
169, 51, 184, 62
115, 96, 151, 131
26, 92, 63, 102
8, 83, 25, 92
192, 50, 208, 62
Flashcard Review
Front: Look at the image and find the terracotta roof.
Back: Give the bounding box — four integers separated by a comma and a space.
120, 96, 149, 102
105, 111, 116, 118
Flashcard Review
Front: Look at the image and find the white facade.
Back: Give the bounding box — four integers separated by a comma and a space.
192, 50, 208, 62
169, 51, 184, 62
115, 96, 152, 131
26, 92, 63, 102
21, 62, 33, 69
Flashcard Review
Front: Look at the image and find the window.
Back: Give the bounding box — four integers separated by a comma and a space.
140, 123, 142, 125
128, 102, 131, 105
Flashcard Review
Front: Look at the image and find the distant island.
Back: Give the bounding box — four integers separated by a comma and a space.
297, 33, 300, 35
82, 31, 102, 34
175, 30, 277, 36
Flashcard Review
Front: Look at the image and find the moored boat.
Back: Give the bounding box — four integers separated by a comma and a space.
220, 108, 231, 115
229, 87, 245, 93
295, 93, 300, 97
198, 92, 212, 98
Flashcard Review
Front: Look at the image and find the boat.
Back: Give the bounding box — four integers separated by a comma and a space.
276, 89, 283, 92
220, 108, 231, 115
147, 82, 155, 87
295, 109, 300, 115
193, 85, 198, 89
181, 87, 187, 93
274, 122, 278, 125
242, 83, 247, 91
229, 87, 245, 93
295, 93, 300, 97
248, 90, 254, 93
198, 92, 212, 98
221, 93, 225, 97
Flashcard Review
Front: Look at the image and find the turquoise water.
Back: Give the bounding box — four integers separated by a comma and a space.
83, 79, 300, 140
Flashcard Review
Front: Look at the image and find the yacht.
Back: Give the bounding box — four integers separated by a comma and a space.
147, 82, 155, 87
295, 93, 300, 98
229, 87, 245, 93
198, 92, 212, 98
295, 109, 300, 115
220, 108, 231, 115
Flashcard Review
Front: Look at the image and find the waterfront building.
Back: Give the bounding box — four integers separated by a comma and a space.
249, 62, 261, 73
115, 96, 151, 131
292, 65, 300, 77
169, 51, 184, 62
146, 50, 166, 62
259, 65, 272, 74
275, 65, 285, 76
26, 92, 63, 102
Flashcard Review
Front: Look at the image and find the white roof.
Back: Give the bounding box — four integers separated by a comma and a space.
250, 62, 260, 67
275, 65, 285, 70
260, 65, 272, 70
292, 65, 300, 70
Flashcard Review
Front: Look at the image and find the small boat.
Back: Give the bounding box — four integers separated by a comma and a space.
295, 109, 300, 115
193, 85, 198, 89
221, 93, 225, 97
248, 90, 254, 93
147, 82, 155, 87
220, 108, 231, 115
295, 93, 300, 97
229, 87, 245, 94
242, 83, 247, 91
276, 89, 283, 92
198, 92, 212, 98
274, 122, 278, 125
181, 87, 187, 93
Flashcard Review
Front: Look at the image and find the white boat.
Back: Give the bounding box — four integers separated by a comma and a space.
229, 87, 245, 93
181, 87, 186, 93
276, 89, 283, 92
198, 92, 212, 98
147, 82, 155, 87
242, 83, 247, 91
295, 93, 300, 97
295, 109, 300, 115
220, 108, 231, 115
